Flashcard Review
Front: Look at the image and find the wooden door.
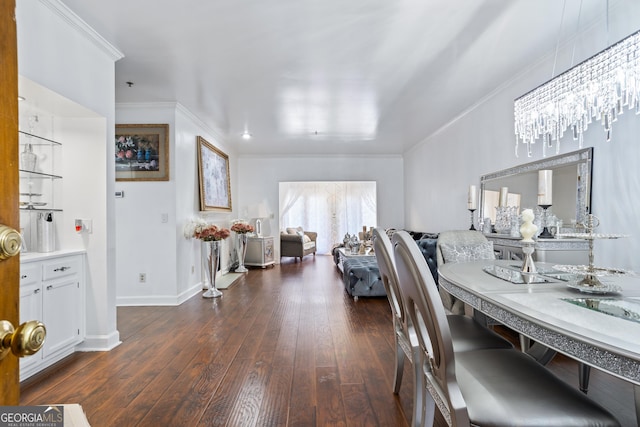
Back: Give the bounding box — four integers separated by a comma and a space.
0, 0, 21, 405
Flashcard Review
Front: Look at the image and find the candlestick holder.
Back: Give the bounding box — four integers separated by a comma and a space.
468, 209, 476, 230
520, 242, 537, 283
521, 242, 536, 273
538, 204, 554, 238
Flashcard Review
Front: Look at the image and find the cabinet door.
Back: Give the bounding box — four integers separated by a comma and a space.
19, 283, 43, 373
43, 276, 81, 357
264, 237, 274, 263
20, 263, 41, 287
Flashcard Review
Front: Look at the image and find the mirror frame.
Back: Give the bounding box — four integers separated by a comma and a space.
479, 148, 593, 226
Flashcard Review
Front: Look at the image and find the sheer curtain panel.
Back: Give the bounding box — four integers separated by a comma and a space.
279, 181, 377, 254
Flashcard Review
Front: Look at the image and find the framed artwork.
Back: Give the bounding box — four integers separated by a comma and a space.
115, 124, 169, 181
197, 136, 232, 211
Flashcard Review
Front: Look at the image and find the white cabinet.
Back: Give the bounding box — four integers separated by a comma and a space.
19, 263, 43, 374
19, 253, 85, 380
245, 236, 275, 268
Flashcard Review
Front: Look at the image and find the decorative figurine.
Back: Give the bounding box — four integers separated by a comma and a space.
520, 209, 537, 242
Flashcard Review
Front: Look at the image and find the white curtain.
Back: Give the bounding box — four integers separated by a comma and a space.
279, 181, 377, 254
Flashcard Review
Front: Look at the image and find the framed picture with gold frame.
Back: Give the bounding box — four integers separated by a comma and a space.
115, 124, 169, 181
197, 136, 232, 211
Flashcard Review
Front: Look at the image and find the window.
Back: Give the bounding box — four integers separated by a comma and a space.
279, 181, 377, 254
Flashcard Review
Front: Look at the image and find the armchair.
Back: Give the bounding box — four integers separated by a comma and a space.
280, 227, 317, 261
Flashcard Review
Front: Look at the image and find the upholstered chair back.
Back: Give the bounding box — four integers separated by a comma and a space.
435, 230, 494, 268
435, 230, 495, 314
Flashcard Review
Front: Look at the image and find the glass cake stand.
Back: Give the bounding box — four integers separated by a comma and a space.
554, 215, 630, 292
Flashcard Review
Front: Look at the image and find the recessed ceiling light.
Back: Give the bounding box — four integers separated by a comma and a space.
242, 131, 252, 140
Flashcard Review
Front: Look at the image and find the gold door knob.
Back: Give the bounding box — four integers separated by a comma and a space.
0, 225, 22, 260
0, 320, 46, 360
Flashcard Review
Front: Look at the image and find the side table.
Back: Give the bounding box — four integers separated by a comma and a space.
245, 236, 275, 268
485, 234, 589, 264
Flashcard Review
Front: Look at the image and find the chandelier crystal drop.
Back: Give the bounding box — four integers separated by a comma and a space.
514, 29, 640, 157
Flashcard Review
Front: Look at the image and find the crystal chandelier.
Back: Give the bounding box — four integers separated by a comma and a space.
514, 29, 640, 157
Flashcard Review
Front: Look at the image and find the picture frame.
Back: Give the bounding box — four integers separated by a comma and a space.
197, 136, 232, 211
115, 124, 169, 181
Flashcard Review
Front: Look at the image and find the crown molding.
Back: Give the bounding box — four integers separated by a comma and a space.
238, 153, 403, 160
40, 0, 124, 61
115, 101, 228, 148
175, 102, 226, 144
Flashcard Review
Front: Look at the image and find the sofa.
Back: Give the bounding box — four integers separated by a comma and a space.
414, 237, 439, 284
336, 231, 439, 298
280, 227, 317, 261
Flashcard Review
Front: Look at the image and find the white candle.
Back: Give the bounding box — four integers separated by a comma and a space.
538, 170, 553, 205
499, 187, 509, 207
468, 185, 477, 210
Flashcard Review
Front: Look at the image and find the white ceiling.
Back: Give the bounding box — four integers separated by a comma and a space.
58, 0, 611, 155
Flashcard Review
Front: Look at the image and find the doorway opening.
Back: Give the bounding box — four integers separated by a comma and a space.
279, 181, 377, 254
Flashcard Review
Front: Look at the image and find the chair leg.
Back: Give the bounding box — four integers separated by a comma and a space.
411, 347, 424, 427
423, 390, 436, 427
393, 340, 405, 394
579, 363, 591, 393
634, 384, 640, 425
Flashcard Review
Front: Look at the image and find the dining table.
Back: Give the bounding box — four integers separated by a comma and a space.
438, 259, 640, 423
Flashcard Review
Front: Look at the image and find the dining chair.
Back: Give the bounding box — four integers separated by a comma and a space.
392, 230, 620, 427
373, 228, 513, 426
436, 230, 495, 315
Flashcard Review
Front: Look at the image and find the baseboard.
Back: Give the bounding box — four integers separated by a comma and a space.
216, 272, 243, 289
77, 330, 121, 352
116, 283, 202, 306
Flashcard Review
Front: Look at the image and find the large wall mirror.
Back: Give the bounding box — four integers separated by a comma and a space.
479, 148, 593, 228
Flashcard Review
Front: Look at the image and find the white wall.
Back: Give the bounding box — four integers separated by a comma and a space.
17, 0, 123, 350
174, 106, 239, 299
237, 155, 404, 258
404, 2, 640, 271
115, 103, 239, 305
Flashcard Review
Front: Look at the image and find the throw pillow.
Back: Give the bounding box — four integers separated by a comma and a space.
286, 227, 298, 235
303, 234, 311, 243
440, 241, 495, 264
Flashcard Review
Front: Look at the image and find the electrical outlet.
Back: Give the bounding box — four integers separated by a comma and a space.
139, 273, 146, 283
191, 265, 195, 274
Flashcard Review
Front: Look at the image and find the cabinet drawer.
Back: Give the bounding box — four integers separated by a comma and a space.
42, 257, 81, 281
20, 263, 42, 286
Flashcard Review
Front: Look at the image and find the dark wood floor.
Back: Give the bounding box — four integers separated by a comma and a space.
20, 255, 636, 426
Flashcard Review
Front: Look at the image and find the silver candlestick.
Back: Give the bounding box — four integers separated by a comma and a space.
468, 209, 476, 231
521, 242, 537, 275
